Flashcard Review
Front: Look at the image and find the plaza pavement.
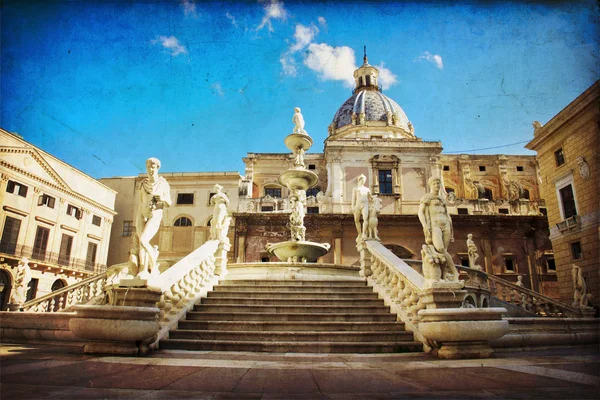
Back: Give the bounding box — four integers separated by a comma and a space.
1, 343, 598, 399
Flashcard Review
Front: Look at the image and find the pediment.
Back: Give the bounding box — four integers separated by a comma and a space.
0, 147, 71, 191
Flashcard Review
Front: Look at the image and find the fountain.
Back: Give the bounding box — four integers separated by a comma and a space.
266, 108, 331, 263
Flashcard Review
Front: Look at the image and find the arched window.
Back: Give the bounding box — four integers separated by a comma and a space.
174, 217, 192, 227
484, 188, 493, 201
522, 189, 530, 200
446, 187, 455, 194
264, 187, 282, 198
51, 279, 66, 292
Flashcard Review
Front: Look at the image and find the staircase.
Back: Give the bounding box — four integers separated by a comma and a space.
160, 278, 423, 353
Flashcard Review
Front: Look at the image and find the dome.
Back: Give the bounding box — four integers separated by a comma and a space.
327, 51, 415, 139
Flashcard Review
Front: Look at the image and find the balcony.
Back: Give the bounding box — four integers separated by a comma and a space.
0, 244, 105, 274
556, 215, 578, 232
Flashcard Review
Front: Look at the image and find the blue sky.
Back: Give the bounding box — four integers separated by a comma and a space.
2, 0, 598, 179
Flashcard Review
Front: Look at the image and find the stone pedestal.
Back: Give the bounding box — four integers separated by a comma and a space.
418, 307, 509, 359
106, 285, 162, 308
356, 241, 372, 277
6, 303, 22, 312
421, 284, 467, 309
69, 305, 160, 355
215, 241, 231, 276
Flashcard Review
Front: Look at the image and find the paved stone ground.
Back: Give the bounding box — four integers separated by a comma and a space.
1, 344, 598, 399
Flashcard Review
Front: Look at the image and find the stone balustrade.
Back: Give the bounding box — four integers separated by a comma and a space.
21, 272, 108, 312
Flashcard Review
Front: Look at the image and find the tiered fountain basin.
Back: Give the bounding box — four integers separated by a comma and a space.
267, 240, 331, 263
284, 132, 313, 151
278, 169, 318, 190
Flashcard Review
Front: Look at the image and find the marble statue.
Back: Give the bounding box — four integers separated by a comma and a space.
9, 257, 31, 305
289, 190, 306, 241
572, 264, 592, 308
351, 174, 372, 242
515, 275, 524, 287
293, 145, 305, 169
130, 158, 171, 280
576, 157, 590, 179
466, 234, 482, 270
418, 177, 458, 283
366, 195, 382, 241
292, 107, 306, 134
209, 184, 231, 242
532, 120, 543, 134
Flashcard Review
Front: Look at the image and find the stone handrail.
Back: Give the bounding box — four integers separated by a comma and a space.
148, 239, 221, 349
21, 272, 108, 313
486, 274, 590, 318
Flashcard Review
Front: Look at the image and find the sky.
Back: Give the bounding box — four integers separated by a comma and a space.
1, 0, 598, 179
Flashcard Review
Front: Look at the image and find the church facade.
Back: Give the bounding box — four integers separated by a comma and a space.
101, 57, 558, 297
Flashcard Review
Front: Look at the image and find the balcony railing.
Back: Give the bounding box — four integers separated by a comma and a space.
556, 215, 578, 232
0, 244, 105, 273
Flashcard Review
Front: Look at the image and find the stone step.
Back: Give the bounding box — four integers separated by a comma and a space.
169, 330, 414, 342
200, 297, 385, 307
193, 304, 390, 314
185, 312, 397, 322
159, 339, 423, 353
207, 290, 379, 300
220, 280, 367, 287
177, 320, 405, 332
213, 285, 376, 293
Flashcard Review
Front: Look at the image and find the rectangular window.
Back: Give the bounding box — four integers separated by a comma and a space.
58, 234, 73, 265
516, 166, 524, 172
504, 255, 515, 272
443, 165, 450, 171
539, 207, 547, 216
32, 226, 50, 261
91, 215, 102, 227
308, 164, 316, 170
546, 256, 556, 272
6, 180, 28, 197
460, 257, 469, 267
264, 188, 281, 198
307, 207, 319, 214
559, 184, 577, 219
122, 221, 133, 237
484, 188, 493, 201
479, 165, 486, 172
0, 216, 22, 254
498, 208, 509, 215
457, 208, 469, 215
66, 204, 82, 219
306, 187, 320, 197
261, 257, 270, 263
177, 193, 194, 205
85, 242, 98, 271
38, 194, 56, 208
555, 148, 565, 166
261, 206, 274, 212
571, 241, 582, 260
378, 170, 393, 194
26, 278, 39, 302
365, 75, 371, 86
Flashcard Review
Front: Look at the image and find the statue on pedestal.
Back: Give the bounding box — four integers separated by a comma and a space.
292, 107, 306, 134
130, 158, 171, 280
418, 177, 458, 283
466, 234, 482, 270
366, 195, 382, 241
289, 190, 306, 242
572, 264, 593, 308
209, 184, 231, 243
351, 174, 372, 242
9, 257, 31, 306
293, 145, 305, 169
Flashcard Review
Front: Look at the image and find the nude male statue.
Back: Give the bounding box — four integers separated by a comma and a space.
292, 107, 306, 134
130, 158, 171, 279
418, 177, 458, 281
351, 174, 372, 242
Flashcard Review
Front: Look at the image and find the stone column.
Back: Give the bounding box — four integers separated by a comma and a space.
356, 241, 372, 277
214, 241, 231, 276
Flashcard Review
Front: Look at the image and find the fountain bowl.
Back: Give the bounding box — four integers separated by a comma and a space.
267, 240, 331, 263
284, 133, 313, 152
278, 169, 318, 191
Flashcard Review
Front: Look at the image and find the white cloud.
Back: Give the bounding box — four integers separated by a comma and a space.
304, 43, 357, 87
376, 62, 398, 90
225, 12, 238, 28
317, 16, 326, 27
256, 0, 287, 32
280, 54, 297, 76
415, 51, 443, 69
211, 82, 224, 96
181, 0, 197, 18
290, 23, 318, 53
153, 36, 188, 57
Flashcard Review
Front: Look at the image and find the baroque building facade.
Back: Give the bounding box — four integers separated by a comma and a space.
0, 129, 117, 309
102, 57, 558, 297
526, 81, 599, 305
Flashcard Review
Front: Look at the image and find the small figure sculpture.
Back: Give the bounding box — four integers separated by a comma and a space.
9, 257, 31, 305
358, 112, 366, 125
407, 121, 415, 135
466, 234, 482, 270
292, 107, 306, 134
289, 190, 306, 241
130, 158, 171, 280
572, 264, 593, 308
351, 113, 357, 125
532, 120, 543, 134
418, 177, 458, 283
351, 174, 372, 242
366, 195, 382, 241
515, 275, 524, 287
210, 184, 231, 242
293, 145, 305, 169
576, 157, 590, 179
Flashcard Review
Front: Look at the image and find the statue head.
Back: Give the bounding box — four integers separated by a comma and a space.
145, 158, 161, 176
214, 184, 223, 193
428, 177, 441, 193
294, 107, 301, 113
357, 174, 366, 185
467, 233, 473, 240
